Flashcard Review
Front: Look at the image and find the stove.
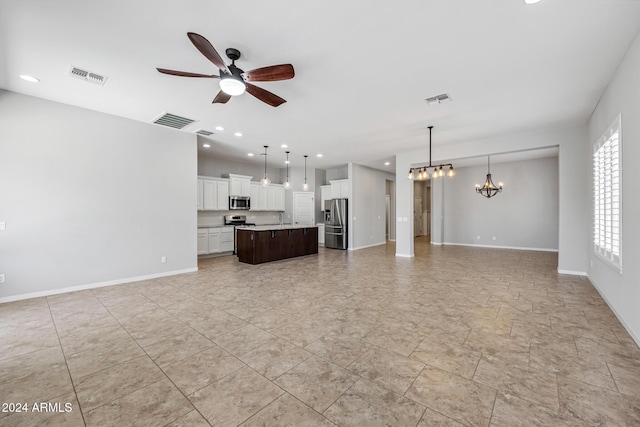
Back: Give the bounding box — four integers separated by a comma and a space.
224, 215, 256, 227
224, 215, 256, 254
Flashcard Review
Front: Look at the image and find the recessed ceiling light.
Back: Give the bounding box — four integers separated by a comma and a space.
215, 126, 224, 131
316, 154, 323, 158
384, 162, 390, 166
202, 144, 211, 148
281, 144, 288, 148
247, 153, 254, 157
234, 132, 242, 137
19, 74, 39, 83
524, 0, 541, 4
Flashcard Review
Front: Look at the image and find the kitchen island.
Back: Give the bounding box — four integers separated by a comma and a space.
236, 225, 318, 265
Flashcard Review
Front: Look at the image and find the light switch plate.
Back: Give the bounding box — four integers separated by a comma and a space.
0, 274, 5, 284
0, 221, 5, 230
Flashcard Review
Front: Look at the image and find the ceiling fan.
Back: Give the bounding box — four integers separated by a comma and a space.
157, 32, 295, 107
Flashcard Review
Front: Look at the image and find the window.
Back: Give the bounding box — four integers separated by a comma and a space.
593, 114, 622, 272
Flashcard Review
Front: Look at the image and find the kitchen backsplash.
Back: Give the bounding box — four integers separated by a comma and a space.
198, 211, 289, 227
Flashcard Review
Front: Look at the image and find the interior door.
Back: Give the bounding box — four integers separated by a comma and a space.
414, 198, 423, 237
293, 192, 314, 226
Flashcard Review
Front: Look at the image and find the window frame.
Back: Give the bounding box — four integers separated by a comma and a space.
592, 113, 623, 274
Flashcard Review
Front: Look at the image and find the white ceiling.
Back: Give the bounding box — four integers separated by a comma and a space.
1, 1, 639, 173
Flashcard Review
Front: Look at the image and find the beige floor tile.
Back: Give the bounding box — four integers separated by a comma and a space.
274, 356, 359, 412
240, 393, 335, 426
0, 364, 74, 405
363, 325, 424, 357
162, 346, 244, 395
189, 367, 284, 427
0, 320, 59, 361
58, 324, 133, 356
609, 362, 640, 396
213, 324, 278, 356
74, 355, 165, 412
238, 338, 312, 380
304, 332, 372, 368
557, 375, 640, 425
473, 355, 559, 411
190, 310, 248, 339
0, 346, 66, 384
348, 346, 424, 395
406, 365, 497, 427
165, 409, 211, 427
490, 391, 577, 427
140, 330, 214, 367
84, 378, 193, 427
323, 378, 425, 427
411, 335, 481, 379
65, 335, 145, 379
418, 409, 465, 426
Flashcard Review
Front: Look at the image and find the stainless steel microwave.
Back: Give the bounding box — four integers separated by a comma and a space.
229, 196, 250, 210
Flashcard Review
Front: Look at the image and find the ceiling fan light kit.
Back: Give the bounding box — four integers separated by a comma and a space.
408, 126, 455, 181
157, 32, 294, 107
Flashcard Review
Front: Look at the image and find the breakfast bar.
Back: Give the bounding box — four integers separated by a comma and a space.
236, 225, 318, 264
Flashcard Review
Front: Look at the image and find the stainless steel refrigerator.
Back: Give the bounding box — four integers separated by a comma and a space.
325, 198, 348, 250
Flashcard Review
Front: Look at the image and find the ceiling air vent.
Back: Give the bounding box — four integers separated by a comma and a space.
152, 112, 196, 130
194, 129, 214, 136
425, 93, 451, 105
68, 66, 108, 86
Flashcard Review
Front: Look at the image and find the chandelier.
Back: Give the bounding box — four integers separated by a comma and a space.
475, 156, 503, 198
408, 126, 455, 180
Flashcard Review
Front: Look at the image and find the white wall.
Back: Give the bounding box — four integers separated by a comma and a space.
350, 163, 395, 250
0, 91, 197, 301
587, 32, 640, 344
396, 124, 588, 273
440, 156, 559, 250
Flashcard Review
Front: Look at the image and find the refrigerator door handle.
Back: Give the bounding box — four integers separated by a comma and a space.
325, 232, 344, 236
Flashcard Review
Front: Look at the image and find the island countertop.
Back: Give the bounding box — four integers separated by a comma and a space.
242, 224, 317, 231
236, 226, 318, 264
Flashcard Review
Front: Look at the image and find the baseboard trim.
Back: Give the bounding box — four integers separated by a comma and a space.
557, 269, 588, 276
349, 242, 387, 251
442, 242, 558, 252
0, 267, 198, 304
395, 253, 414, 258
588, 275, 640, 348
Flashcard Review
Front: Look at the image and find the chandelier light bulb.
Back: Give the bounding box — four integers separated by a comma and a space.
408, 169, 414, 180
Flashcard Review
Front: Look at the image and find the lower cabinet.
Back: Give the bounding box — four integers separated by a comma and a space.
237, 227, 318, 265
198, 227, 234, 255
317, 224, 325, 246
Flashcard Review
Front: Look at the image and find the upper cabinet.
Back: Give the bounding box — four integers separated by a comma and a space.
198, 177, 229, 211
250, 182, 284, 211
225, 174, 252, 197
320, 185, 331, 208
330, 179, 351, 199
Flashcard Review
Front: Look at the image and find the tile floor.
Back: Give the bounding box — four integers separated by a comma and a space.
2, 238, 640, 426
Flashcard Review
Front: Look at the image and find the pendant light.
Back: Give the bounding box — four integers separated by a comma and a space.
475, 155, 503, 198
261, 145, 271, 187
283, 151, 292, 190
407, 126, 455, 180
302, 155, 309, 191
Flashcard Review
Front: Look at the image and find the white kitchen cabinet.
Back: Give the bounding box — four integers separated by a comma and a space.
200, 177, 229, 211
197, 229, 208, 254
217, 180, 229, 210
225, 174, 252, 197
330, 179, 350, 199
220, 228, 234, 252
320, 185, 331, 209
197, 179, 204, 210
268, 184, 285, 211
250, 182, 268, 211
207, 228, 220, 253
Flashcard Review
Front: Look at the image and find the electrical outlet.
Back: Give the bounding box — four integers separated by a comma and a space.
161, 256, 167, 263
0, 221, 5, 231
476, 235, 481, 240
0, 274, 5, 284
492, 236, 496, 241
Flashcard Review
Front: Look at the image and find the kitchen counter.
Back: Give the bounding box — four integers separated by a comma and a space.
236, 226, 318, 265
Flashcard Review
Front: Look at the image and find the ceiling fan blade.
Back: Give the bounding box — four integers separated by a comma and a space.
157, 68, 219, 78
245, 83, 286, 107
187, 32, 230, 74
213, 90, 232, 104
243, 64, 295, 82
